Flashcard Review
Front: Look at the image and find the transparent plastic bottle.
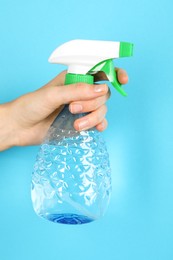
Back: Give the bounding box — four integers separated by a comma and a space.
31, 105, 112, 224
31, 39, 133, 224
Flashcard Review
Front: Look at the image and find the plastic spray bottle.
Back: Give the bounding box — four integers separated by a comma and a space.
31, 40, 134, 224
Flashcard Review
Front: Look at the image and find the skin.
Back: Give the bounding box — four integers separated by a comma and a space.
0, 69, 128, 151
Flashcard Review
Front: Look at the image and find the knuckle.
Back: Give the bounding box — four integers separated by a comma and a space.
92, 99, 100, 110
91, 96, 107, 111
94, 105, 107, 124
102, 104, 107, 115
94, 112, 100, 123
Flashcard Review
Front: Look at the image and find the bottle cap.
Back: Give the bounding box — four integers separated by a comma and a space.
65, 73, 94, 85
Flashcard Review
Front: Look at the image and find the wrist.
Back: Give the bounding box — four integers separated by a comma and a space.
0, 103, 18, 151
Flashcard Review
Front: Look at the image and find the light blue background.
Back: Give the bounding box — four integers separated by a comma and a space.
0, 0, 173, 259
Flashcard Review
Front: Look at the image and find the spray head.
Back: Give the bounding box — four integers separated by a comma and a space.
49, 39, 134, 96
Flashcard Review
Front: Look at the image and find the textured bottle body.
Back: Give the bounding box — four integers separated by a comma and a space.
31, 106, 111, 224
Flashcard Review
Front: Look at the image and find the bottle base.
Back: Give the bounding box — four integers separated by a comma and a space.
42, 213, 94, 225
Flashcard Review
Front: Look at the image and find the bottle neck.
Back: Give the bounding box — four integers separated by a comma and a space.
65, 73, 94, 85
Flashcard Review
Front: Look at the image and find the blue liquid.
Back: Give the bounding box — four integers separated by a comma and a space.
44, 213, 94, 225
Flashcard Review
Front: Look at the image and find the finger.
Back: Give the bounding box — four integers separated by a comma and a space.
69, 89, 110, 114
117, 69, 128, 84
74, 104, 107, 131
95, 118, 108, 132
42, 83, 109, 110
94, 68, 128, 84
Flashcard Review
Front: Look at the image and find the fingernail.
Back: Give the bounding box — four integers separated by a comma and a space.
78, 119, 89, 131
70, 104, 83, 113
94, 84, 106, 93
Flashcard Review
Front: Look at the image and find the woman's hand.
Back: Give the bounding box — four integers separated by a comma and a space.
0, 69, 128, 151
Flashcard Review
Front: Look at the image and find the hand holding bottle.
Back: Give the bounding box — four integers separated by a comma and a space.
0, 69, 128, 151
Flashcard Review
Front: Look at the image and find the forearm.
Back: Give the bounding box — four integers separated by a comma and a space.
0, 103, 18, 151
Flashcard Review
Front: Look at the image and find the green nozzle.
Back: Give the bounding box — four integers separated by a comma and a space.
89, 59, 127, 96
89, 42, 133, 96
119, 42, 134, 57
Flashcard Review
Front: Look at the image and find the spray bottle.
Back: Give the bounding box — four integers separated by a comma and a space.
31, 39, 134, 224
